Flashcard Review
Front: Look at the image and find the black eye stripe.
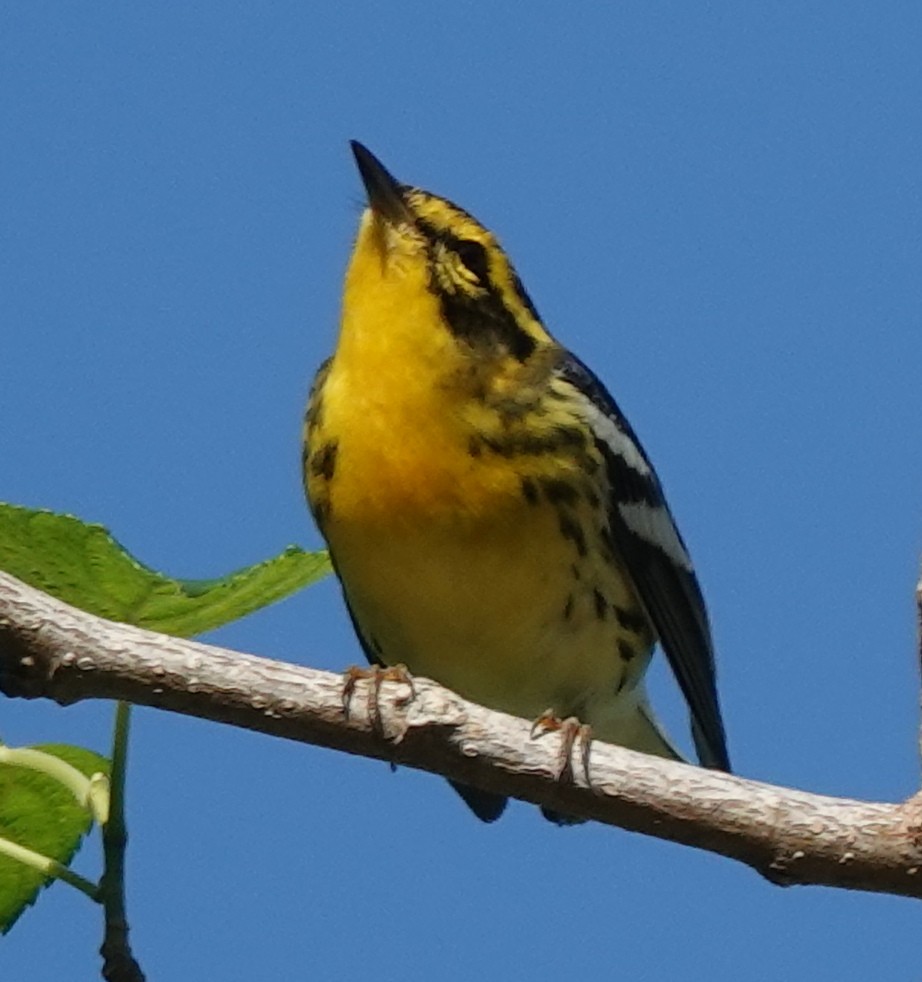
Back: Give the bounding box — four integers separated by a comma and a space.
419, 221, 490, 281
453, 239, 490, 280
414, 216, 538, 361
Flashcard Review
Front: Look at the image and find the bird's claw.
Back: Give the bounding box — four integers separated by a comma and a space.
531, 709, 593, 788
341, 663, 416, 734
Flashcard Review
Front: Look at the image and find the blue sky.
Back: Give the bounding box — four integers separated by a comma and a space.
2, 3, 922, 979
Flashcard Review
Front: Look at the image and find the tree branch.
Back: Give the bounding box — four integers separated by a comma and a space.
1, 570, 921, 899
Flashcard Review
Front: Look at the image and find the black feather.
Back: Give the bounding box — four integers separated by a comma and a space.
557, 354, 731, 772
448, 781, 508, 823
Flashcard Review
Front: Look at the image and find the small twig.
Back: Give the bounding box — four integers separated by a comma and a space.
0, 834, 100, 901
99, 701, 145, 982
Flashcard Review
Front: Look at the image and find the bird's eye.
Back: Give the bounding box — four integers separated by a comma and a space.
454, 239, 490, 281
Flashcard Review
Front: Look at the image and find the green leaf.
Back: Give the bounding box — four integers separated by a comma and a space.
0, 744, 109, 933
0, 503, 330, 637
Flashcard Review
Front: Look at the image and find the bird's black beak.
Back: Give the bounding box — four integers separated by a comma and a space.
350, 141, 413, 226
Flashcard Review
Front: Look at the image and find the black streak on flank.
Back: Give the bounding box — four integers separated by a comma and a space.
305, 397, 322, 431
592, 588, 608, 620
576, 452, 601, 477
311, 499, 330, 528
480, 426, 586, 459
558, 513, 587, 557
540, 478, 580, 507
618, 640, 636, 662
554, 426, 588, 450
305, 358, 331, 430
310, 440, 339, 481
520, 476, 539, 505
598, 524, 616, 563
614, 605, 648, 635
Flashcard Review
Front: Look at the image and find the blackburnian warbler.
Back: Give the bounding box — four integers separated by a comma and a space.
304, 142, 730, 822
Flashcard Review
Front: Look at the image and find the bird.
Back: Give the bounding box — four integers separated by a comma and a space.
303, 141, 730, 823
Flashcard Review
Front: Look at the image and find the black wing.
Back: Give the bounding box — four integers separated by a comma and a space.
558, 354, 730, 771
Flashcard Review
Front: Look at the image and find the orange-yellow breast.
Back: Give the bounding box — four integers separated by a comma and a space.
306, 354, 654, 739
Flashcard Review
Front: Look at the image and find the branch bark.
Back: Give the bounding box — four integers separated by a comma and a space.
1, 570, 921, 899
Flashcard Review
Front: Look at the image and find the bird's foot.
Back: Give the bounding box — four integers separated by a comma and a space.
530, 710, 593, 789
341, 663, 416, 734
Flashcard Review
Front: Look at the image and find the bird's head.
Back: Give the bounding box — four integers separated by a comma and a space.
345, 141, 553, 364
